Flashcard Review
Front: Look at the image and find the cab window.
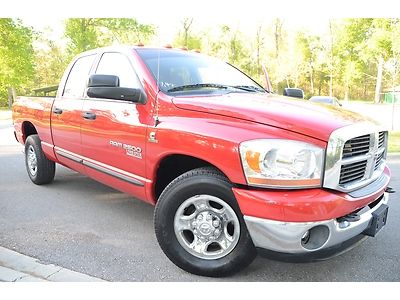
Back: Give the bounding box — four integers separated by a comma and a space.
95, 52, 141, 89
63, 54, 95, 98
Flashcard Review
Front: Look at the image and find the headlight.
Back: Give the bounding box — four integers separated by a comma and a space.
239, 139, 324, 188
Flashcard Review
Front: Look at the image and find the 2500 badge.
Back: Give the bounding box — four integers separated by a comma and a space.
109, 140, 142, 159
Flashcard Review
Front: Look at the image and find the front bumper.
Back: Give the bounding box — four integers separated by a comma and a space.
244, 192, 389, 254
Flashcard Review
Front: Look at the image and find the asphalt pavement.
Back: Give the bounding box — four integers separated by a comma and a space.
0, 121, 399, 281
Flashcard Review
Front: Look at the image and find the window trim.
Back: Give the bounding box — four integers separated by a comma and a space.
62, 54, 97, 98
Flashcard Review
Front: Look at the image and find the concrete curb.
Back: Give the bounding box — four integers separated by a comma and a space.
0, 246, 106, 282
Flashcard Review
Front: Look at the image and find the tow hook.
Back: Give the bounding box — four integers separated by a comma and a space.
338, 212, 361, 223
386, 187, 396, 194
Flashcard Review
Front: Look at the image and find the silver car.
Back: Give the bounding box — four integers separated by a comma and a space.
309, 96, 342, 106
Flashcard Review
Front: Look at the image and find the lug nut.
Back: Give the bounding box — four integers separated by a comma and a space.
212, 220, 220, 227
206, 214, 212, 221
192, 221, 197, 227
214, 229, 220, 236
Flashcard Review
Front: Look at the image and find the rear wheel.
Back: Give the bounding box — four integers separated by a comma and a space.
25, 134, 55, 185
154, 167, 256, 277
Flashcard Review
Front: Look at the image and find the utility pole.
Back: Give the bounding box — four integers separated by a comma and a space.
374, 56, 384, 103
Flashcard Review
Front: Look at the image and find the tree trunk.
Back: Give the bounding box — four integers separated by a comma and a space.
344, 79, 350, 101
374, 56, 384, 103
8, 87, 16, 109
274, 19, 283, 59
310, 66, 314, 95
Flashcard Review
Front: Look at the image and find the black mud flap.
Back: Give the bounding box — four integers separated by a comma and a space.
363, 204, 389, 237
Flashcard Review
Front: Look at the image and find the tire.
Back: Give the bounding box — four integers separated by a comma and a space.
154, 167, 256, 277
25, 134, 55, 185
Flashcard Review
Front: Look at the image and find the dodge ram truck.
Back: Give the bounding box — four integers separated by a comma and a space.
12, 46, 392, 277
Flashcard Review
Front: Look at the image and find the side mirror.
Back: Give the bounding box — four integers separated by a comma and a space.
88, 74, 120, 88
87, 74, 146, 103
283, 88, 304, 99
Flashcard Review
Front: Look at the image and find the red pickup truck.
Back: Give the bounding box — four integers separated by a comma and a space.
12, 46, 392, 277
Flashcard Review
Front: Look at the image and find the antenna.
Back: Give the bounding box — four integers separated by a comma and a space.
154, 45, 161, 127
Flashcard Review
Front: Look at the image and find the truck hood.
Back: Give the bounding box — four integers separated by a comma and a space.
172, 93, 376, 141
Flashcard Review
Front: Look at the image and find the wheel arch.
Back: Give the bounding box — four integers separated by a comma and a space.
152, 154, 229, 203
21, 121, 38, 143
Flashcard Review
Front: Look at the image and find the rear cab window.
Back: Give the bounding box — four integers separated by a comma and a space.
63, 54, 96, 98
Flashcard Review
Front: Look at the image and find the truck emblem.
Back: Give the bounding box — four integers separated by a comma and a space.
109, 140, 142, 159
149, 131, 158, 143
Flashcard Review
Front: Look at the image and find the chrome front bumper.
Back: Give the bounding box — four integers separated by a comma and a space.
244, 192, 389, 254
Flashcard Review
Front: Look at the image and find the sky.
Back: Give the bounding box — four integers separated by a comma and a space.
4, 0, 399, 46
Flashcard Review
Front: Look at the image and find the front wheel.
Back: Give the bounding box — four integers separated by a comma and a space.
154, 167, 256, 277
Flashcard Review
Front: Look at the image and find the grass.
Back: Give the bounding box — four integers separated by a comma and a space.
388, 131, 400, 153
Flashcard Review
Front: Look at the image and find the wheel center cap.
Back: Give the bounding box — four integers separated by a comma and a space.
198, 223, 212, 236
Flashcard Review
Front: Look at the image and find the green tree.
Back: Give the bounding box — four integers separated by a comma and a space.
333, 19, 373, 100
296, 32, 324, 95
65, 18, 99, 56
333, 18, 398, 101
96, 18, 155, 45
33, 32, 68, 89
173, 18, 202, 50
210, 25, 251, 74
0, 18, 34, 106
64, 18, 155, 58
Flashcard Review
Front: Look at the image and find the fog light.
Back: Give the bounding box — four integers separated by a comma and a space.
300, 225, 330, 250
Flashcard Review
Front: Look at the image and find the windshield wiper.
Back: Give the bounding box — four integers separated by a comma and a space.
167, 83, 230, 92
167, 83, 266, 93
233, 85, 265, 93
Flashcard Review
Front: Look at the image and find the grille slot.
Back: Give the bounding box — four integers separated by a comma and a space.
378, 131, 385, 149
374, 151, 385, 170
339, 160, 367, 184
342, 134, 370, 158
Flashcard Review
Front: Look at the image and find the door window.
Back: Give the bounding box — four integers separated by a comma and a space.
63, 54, 95, 98
95, 52, 141, 89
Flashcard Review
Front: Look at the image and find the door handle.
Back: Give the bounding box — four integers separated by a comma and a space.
82, 111, 96, 120
53, 107, 63, 115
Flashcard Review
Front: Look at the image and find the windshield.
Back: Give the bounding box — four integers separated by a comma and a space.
135, 48, 265, 95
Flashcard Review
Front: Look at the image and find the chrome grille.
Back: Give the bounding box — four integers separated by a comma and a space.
342, 134, 370, 158
339, 160, 367, 184
324, 123, 388, 193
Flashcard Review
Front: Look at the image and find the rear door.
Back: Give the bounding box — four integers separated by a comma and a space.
80, 51, 150, 199
51, 54, 96, 173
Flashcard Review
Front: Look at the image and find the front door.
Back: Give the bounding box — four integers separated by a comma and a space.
80, 51, 151, 200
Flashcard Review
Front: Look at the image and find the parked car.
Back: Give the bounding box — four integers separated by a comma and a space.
283, 87, 304, 99
309, 96, 342, 106
12, 46, 391, 277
